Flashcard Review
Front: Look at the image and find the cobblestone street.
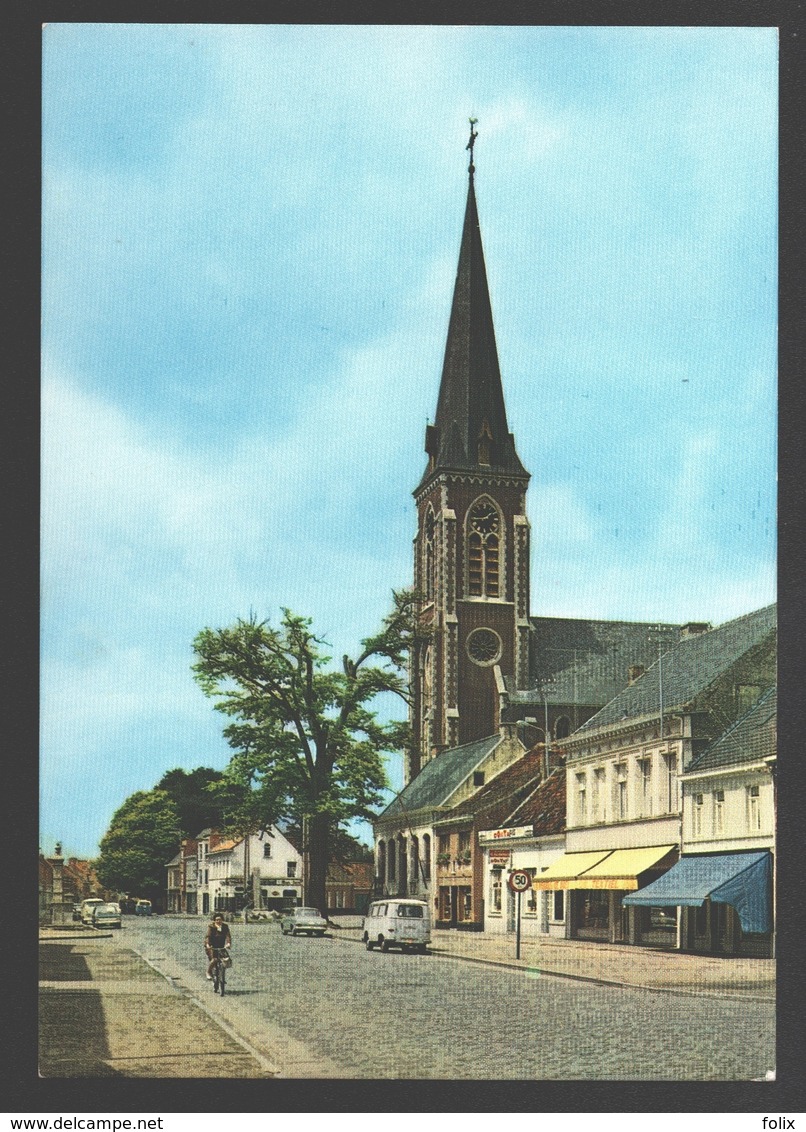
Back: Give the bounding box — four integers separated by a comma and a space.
51, 918, 774, 1080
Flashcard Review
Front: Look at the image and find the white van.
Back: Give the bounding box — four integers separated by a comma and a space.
363, 899, 431, 953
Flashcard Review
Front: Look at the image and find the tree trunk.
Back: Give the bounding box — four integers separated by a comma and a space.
306, 812, 330, 916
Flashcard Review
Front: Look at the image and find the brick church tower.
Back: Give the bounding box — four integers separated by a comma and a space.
410, 125, 531, 780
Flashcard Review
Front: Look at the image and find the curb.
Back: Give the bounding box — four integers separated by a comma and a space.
335, 931, 775, 1004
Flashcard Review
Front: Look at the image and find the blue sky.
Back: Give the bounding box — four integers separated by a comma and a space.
41, 24, 777, 859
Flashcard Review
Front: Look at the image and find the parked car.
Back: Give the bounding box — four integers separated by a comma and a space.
92, 902, 122, 929
134, 899, 152, 916
363, 898, 431, 953
280, 906, 328, 937
80, 898, 105, 924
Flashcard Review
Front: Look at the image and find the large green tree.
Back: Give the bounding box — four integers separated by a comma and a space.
96, 789, 182, 902
96, 767, 250, 904
192, 590, 424, 914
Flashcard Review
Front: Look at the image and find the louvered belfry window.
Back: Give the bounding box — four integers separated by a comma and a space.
467, 501, 501, 597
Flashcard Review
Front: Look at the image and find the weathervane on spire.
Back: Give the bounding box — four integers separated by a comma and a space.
466, 117, 478, 173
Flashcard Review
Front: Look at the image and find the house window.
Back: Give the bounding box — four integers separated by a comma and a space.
615, 763, 628, 820
458, 831, 471, 858
473, 771, 485, 786
713, 790, 725, 834
693, 793, 704, 836
286, 861, 296, 878
592, 767, 606, 822
263, 843, 271, 858
552, 890, 565, 922
388, 840, 396, 881
491, 870, 502, 914
747, 784, 761, 831
422, 834, 431, 881
576, 772, 587, 823
663, 752, 678, 813
467, 500, 501, 597
638, 757, 652, 817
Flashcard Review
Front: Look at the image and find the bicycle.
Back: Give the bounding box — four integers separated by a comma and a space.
209, 947, 230, 995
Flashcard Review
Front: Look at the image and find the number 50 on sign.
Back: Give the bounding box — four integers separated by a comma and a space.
508, 870, 531, 892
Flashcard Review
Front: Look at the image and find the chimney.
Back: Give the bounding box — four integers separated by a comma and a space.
628, 664, 645, 685
680, 622, 711, 639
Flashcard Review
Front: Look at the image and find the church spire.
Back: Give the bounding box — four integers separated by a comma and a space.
421, 121, 528, 487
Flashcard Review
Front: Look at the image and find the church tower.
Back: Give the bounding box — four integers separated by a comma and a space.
410, 124, 531, 779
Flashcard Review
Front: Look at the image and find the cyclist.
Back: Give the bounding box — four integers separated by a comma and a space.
205, 913, 232, 980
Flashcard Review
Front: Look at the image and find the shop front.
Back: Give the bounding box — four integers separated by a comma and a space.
622, 850, 773, 957
533, 846, 677, 945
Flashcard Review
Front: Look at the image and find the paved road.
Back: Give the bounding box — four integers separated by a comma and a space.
121, 918, 775, 1080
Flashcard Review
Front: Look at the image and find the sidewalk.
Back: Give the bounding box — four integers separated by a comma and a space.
38, 928, 276, 1077
328, 916, 776, 1002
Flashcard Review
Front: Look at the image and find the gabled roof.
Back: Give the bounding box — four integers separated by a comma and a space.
165, 853, 181, 867
418, 166, 527, 491
503, 765, 567, 836
575, 604, 776, 736
508, 617, 683, 712
378, 733, 504, 820
434, 752, 544, 828
326, 861, 374, 887
208, 838, 240, 855
686, 686, 777, 774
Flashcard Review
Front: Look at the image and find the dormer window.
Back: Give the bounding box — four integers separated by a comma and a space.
478, 419, 493, 465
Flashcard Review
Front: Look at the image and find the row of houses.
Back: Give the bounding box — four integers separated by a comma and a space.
164, 825, 373, 917
39, 847, 107, 923
373, 604, 776, 958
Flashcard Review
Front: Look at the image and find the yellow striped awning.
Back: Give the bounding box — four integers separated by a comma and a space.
565, 845, 677, 891
532, 851, 613, 890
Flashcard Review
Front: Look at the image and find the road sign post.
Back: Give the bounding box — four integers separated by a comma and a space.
508, 870, 531, 960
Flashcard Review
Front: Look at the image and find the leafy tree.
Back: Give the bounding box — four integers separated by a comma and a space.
96, 789, 182, 903
192, 589, 426, 914
157, 766, 249, 838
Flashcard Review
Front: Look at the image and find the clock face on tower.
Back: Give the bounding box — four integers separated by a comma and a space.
466, 627, 502, 666
470, 503, 499, 535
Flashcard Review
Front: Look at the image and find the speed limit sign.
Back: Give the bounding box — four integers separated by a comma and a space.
508, 870, 531, 892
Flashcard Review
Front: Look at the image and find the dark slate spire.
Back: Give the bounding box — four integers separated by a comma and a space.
420, 123, 528, 488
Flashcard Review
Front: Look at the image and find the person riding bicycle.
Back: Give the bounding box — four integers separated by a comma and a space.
205, 913, 232, 980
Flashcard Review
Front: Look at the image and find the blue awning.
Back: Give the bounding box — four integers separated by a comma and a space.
622, 851, 772, 934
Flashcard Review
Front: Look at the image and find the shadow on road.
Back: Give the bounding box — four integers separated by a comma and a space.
39, 943, 93, 982
39, 988, 120, 1077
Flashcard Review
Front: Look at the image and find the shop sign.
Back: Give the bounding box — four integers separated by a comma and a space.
479, 825, 534, 842
489, 849, 511, 866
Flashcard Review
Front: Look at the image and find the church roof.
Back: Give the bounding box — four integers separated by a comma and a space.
378, 733, 504, 820
685, 685, 776, 773
574, 604, 776, 736
504, 616, 683, 713
418, 157, 528, 492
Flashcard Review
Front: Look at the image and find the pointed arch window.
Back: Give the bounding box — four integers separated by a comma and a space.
423, 508, 436, 602
467, 500, 501, 597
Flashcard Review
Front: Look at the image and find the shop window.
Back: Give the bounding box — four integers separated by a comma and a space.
552, 890, 565, 922
524, 869, 537, 915
491, 871, 502, 914
462, 890, 472, 919
388, 840, 396, 881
